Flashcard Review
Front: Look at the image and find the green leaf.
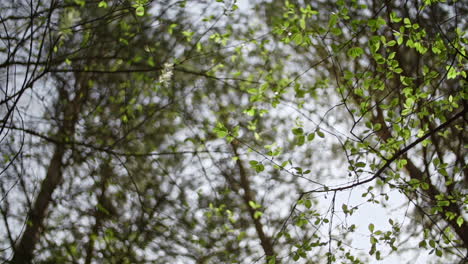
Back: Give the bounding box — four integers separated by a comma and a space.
317, 130, 325, 138
292, 127, 304, 135
437, 200, 450, 207
168, 23, 177, 34
456, 216, 464, 227
421, 182, 429, 190
248, 201, 261, 209
300, 18, 306, 29
237, 231, 246, 241
267, 256, 276, 264
254, 211, 263, 219
74, 0, 86, 7
417, 129, 425, 137
297, 135, 305, 146
419, 240, 427, 248
397, 36, 403, 45
347, 47, 364, 58
213, 122, 228, 138
376, 251, 381, 260
292, 33, 303, 44
98, 1, 108, 8
355, 162, 366, 168
135, 6, 145, 16
342, 204, 348, 213
390, 12, 402, 22
447, 66, 458, 79
397, 159, 407, 169
368, 223, 375, 233
255, 163, 265, 173
386, 40, 396, 47
369, 247, 376, 256
329, 14, 338, 28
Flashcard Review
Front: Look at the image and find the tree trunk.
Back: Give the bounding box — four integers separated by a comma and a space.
11, 75, 89, 263
231, 141, 275, 258
11, 145, 65, 264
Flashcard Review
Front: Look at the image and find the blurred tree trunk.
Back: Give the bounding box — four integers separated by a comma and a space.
231, 141, 275, 258
11, 74, 90, 264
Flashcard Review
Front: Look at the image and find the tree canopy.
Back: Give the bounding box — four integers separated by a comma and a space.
0, 0, 467, 263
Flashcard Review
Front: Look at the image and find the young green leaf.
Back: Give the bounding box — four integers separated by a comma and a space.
136, 6, 145, 16
98, 1, 108, 8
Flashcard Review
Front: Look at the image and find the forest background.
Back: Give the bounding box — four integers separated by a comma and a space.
0, 0, 467, 263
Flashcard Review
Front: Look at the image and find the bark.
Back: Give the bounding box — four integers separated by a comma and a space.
231, 141, 275, 258
11, 146, 65, 264
84, 163, 113, 264
11, 75, 89, 264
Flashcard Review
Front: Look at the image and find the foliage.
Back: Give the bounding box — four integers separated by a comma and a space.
0, 0, 466, 263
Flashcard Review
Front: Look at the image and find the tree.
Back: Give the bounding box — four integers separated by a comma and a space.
0, 0, 466, 263
254, 0, 467, 262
